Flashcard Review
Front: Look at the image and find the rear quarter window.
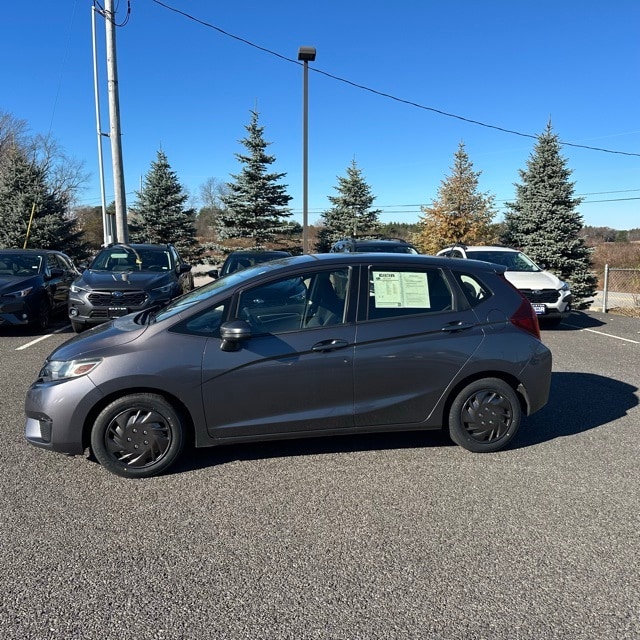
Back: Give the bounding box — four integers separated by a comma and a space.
453, 272, 492, 307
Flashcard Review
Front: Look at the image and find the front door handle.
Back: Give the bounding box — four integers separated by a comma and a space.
311, 339, 349, 352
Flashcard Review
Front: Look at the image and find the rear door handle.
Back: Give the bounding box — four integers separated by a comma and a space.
441, 321, 475, 333
311, 339, 349, 352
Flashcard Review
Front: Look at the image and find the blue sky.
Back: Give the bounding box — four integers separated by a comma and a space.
2, 1, 639, 230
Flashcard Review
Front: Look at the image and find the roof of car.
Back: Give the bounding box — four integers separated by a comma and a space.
439, 244, 519, 253
276, 252, 502, 271
464, 246, 518, 252
225, 250, 291, 257
0, 248, 63, 255
105, 243, 170, 251
337, 238, 413, 246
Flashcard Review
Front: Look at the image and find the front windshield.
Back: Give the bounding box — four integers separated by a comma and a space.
467, 250, 540, 272
91, 247, 172, 272
0, 252, 43, 276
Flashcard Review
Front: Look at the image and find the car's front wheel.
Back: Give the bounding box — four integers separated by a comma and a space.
71, 319, 86, 333
448, 378, 521, 453
90, 394, 185, 478
33, 298, 51, 331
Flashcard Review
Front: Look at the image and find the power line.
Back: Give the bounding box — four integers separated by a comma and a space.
150, 0, 640, 158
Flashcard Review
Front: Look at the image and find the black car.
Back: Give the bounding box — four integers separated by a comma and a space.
208, 250, 291, 279
68, 243, 193, 332
27, 253, 551, 478
330, 238, 419, 254
0, 248, 79, 331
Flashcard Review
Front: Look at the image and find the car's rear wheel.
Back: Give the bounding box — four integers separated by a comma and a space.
90, 393, 185, 478
448, 378, 521, 452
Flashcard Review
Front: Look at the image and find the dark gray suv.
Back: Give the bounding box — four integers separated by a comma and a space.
68, 243, 193, 332
330, 238, 419, 254
26, 253, 551, 478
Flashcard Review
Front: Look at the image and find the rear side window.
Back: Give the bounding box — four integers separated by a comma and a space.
367, 268, 453, 320
453, 272, 491, 307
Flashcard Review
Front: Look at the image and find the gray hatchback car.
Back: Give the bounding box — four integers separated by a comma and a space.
25, 253, 552, 478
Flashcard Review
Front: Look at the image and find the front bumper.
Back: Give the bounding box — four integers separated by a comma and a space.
0, 298, 34, 325
525, 291, 573, 318
68, 291, 171, 327
24, 375, 105, 455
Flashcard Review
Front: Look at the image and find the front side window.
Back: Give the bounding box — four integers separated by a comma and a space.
237, 269, 349, 334
170, 302, 228, 337
367, 267, 453, 320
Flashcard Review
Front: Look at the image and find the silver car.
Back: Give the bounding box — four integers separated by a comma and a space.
25, 253, 552, 478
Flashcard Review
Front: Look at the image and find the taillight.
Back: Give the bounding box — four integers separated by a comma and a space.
510, 297, 541, 339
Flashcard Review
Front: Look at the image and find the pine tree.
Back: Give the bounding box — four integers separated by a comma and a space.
129, 150, 203, 263
502, 123, 597, 307
216, 110, 292, 250
316, 159, 381, 252
0, 147, 85, 255
414, 142, 496, 255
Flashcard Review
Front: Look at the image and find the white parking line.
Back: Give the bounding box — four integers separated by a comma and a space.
15, 325, 70, 351
564, 323, 640, 344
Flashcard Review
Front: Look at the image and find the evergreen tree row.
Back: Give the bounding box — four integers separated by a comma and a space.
0, 105, 599, 307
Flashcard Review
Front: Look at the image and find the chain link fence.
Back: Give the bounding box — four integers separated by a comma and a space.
596, 265, 640, 314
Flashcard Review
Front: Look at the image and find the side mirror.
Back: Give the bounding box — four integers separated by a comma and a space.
178, 263, 192, 274
207, 269, 219, 280
48, 267, 64, 278
219, 319, 252, 352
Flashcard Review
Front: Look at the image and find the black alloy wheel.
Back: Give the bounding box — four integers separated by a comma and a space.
90, 393, 185, 478
448, 378, 521, 453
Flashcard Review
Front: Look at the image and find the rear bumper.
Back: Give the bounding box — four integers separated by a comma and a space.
518, 342, 553, 415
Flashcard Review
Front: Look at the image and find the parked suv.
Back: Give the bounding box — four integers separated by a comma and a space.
208, 250, 291, 279
27, 253, 551, 478
68, 243, 193, 332
436, 245, 572, 326
330, 238, 419, 254
0, 248, 79, 330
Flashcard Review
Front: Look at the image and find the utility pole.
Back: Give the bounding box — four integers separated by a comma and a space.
104, 0, 128, 243
91, 4, 114, 245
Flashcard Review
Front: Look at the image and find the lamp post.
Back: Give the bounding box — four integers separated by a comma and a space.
298, 46, 316, 254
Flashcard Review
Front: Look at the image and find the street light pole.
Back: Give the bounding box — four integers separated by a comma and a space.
298, 46, 316, 254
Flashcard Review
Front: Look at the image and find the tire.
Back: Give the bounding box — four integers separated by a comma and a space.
90, 393, 185, 478
71, 319, 86, 333
448, 378, 521, 453
33, 298, 51, 331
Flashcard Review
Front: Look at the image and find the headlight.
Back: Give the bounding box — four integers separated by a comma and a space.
559, 281, 570, 292
6, 286, 33, 298
70, 283, 89, 294
152, 283, 173, 294
38, 358, 102, 382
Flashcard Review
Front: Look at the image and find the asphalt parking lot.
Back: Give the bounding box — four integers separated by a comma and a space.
1, 311, 638, 640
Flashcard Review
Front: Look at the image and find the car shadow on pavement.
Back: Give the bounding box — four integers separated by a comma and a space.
171, 371, 638, 474
542, 311, 607, 332
511, 371, 638, 448
172, 427, 455, 475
